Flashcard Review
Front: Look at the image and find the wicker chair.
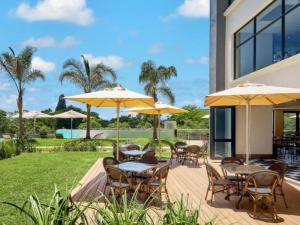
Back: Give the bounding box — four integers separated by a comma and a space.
143, 164, 170, 202
139, 151, 158, 164
105, 165, 133, 197
200, 142, 209, 163
174, 141, 187, 149
204, 163, 236, 203
103, 157, 119, 170
142, 142, 150, 151
126, 144, 140, 150
240, 171, 280, 220
221, 157, 244, 178
168, 142, 185, 164
268, 162, 288, 208
186, 145, 201, 165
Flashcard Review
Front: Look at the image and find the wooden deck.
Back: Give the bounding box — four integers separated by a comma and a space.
71, 159, 300, 224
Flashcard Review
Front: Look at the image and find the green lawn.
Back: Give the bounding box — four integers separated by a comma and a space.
0, 152, 104, 224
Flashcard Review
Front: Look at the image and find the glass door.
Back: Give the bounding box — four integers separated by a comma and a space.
210, 107, 235, 159
283, 112, 299, 137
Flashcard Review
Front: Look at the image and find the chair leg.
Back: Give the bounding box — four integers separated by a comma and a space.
205, 184, 210, 200
164, 185, 170, 202
280, 187, 288, 208
271, 199, 279, 220
252, 199, 257, 219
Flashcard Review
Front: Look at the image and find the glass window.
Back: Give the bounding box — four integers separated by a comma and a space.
256, 19, 282, 70
236, 21, 254, 45
285, 6, 300, 58
235, 39, 254, 77
256, 0, 282, 31
214, 142, 232, 158
283, 112, 297, 136
214, 108, 232, 139
285, 0, 300, 12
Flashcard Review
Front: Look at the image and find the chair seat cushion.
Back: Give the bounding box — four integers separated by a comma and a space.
213, 179, 234, 186
111, 181, 130, 188
248, 187, 272, 195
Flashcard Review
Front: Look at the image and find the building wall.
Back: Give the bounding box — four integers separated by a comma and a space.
224, 0, 300, 157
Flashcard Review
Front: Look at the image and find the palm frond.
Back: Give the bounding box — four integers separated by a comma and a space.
139, 60, 157, 84
81, 55, 90, 79
158, 86, 175, 104
59, 71, 89, 91
157, 65, 177, 82
19, 46, 36, 72
25, 69, 45, 83
92, 63, 117, 81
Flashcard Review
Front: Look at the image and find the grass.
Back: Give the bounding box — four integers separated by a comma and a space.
0, 151, 102, 224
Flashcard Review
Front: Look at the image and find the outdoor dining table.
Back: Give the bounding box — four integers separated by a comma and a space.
220, 164, 269, 208
114, 161, 157, 173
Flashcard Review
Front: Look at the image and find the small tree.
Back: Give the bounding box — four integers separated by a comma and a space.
139, 60, 177, 140
0, 47, 45, 139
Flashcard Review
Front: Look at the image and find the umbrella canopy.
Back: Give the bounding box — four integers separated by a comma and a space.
202, 114, 210, 119
127, 102, 187, 115
65, 86, 155, 159
205, 82, 300, 164
52, 110, 87, 119
12, 111, 52, 119
53, 110, 87, 139
127, 102, 187, 139
11, 111, 52, 134
64, 86, 154, 108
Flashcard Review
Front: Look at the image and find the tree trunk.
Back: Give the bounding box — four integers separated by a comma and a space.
86, 104, 91, 139
17, 91, 24, 139
152, 115, 158, 140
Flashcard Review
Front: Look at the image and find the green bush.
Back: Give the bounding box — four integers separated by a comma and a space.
63, 140, 97, 151
0, 140, 19, 160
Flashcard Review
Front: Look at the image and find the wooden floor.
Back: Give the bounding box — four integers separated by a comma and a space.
71, 159, 300, 225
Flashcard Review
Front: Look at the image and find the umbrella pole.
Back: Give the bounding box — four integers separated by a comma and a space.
245, 102, 250, 164
71, 118, 73, 139
116, 102, 120, 161
158, 114, 161, 140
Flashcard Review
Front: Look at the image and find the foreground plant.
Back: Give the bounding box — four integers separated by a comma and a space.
93, 189, 154, 225
1, 186, 90, 225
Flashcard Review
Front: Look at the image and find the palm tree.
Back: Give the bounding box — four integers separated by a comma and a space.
0, 47, 45, 139
60, 55, 117, 139
139, 60, 177, 140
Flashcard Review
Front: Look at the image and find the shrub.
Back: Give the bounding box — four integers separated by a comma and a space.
63, 140, 97, 151
0, 140, 19, 160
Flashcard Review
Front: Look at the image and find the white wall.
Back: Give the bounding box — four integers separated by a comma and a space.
224, 0, 300, 156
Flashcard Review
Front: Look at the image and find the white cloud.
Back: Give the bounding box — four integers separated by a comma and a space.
28, 87, 39, 93
185, 56, 209, 64
148, 43, 165, 54
14, 0, 94, 26
0, 82, 11, 90
83, 54, 130, 69
161, 0, 209, 22
22, 36, 79, 48
32, 56, 56, 73
0, 94, 17, 111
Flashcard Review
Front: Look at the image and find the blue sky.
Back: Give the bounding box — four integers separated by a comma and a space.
0, 0, 209, 119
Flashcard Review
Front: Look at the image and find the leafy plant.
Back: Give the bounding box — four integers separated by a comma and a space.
93, 189, 154, 225
160, 195, 200, 225
1, 185, 90, 225
0, 140, 19, 159
63, 140, 97, 152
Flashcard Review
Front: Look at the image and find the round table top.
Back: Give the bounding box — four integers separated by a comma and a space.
220, 164, 267, 175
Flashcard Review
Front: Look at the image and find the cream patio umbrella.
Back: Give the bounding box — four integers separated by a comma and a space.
64, 86, 155, 159
12, 111, 52, 134
202, 114, 210, 119
53, 110, 87, 139
127, 102, 187, 139
205, 82, 300, 164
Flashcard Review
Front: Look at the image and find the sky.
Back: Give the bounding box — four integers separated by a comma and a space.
0, 0, 209, 119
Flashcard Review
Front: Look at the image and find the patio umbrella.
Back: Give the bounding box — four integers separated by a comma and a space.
205, 82, 300, 164
53, 110, 87, 139
127, 102, 187, 139
12, 111, 52, 134
64, 86, 154, 159
202, 114, 210, 119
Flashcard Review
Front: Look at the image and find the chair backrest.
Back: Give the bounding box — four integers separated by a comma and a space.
205, 163, 224, 185
126, 144, 140, 150
221, 157, 244, 165
246, 171, 279, 192
143, 142, 150, 151
186, 145, 201, 154
140, 151, 158, 164
154, 164, 170, 181
175, 141, 187, 148
103, 157, 118, 170
112, 142, 126, 161
105, 165, 128, 183
268, 162, 288, 184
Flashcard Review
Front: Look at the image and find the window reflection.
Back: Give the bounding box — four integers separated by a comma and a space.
236, 39, 254, 77
285, 6, 300, 58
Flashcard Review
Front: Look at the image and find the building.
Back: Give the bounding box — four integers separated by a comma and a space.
209, 0, 300, 159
